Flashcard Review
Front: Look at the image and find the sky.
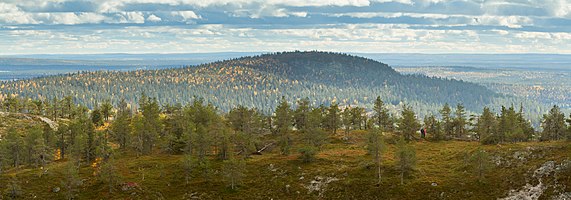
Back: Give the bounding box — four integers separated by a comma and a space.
0, 0, 570, 55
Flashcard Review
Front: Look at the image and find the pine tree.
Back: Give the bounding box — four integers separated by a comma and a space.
325, 102, 341, 134
294, 98, 310, 130
453, 104, 467, 138
373, 96, 391, 131
131, 113, 145, 157
440, 103, 454, 139
140, 94, 161, 154
302, 108, 327, 148
342, 107, 352, 136
367, 128, 386, 184
222, 157, 245, 190
4, 127, 24, 167
110, 99, 131, 149
395, 137, 416, 185
398, 104, 421, 141
24, 126, 48, 167
100, 99, 114, 122
91, 107, 104, 127
99, 157, 122, 194
61, 161, 81, 200
471, 147, 491, 182
274, 97, 292, 155
4, 176, 23, 199
477, 107, 497, 144
541, 105, 567, 141
423, 114, 443, 141
298, 146, 318, 163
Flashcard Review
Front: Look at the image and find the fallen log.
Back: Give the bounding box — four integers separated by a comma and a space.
253, 142, 275, 155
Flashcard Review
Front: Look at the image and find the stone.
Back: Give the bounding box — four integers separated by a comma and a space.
52, 187, 60, 193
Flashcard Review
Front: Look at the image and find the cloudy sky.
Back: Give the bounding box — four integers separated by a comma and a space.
0, 0, 570, 55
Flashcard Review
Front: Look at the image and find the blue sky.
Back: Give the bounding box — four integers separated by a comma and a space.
0, 0, 569, 55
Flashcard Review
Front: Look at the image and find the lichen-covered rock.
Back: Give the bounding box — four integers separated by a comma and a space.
500, 160, 571, 200
304, 176, 340, 197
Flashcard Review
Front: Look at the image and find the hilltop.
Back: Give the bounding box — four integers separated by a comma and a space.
0, 51, 509, 116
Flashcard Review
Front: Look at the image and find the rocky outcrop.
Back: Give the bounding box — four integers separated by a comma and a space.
500, 160, 571, 200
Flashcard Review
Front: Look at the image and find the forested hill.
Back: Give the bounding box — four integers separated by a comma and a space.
0, 51, 507, 116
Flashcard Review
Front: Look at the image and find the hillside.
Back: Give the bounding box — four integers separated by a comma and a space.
1, 127, 570, 199
0, 51, 509, 116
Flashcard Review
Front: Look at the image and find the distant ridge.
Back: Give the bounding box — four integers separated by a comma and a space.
0, 51, 503, 116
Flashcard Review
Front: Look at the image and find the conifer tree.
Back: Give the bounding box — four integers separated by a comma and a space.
440, 103, 454, 139
325, 102, 341, 134
367, 128, 386, 184
62, 161, 81, 200
140, 94, 161, 154
4, 127, 23, 167
373, 96, 391, 131
131, 113, 145, 157
541, 105, 567, 141
396, 137, 416, 185
91, 107, 104, 127
100, 99, 114, 122
477, 107, 497, 144
110, 99, 131, 149
99, 157, 122, 194
453, 104, 467, 138
274, 97, 292, 155
5, 176, 22, 199
471, 147, 491, 182
398, 104, 421, 141
342, 107, 352, 136
423, 114, 443, 141
294, 98, 310, 130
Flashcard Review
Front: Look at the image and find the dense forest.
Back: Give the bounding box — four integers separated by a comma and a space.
0, 51, 548, 125
0, 93, 570, 199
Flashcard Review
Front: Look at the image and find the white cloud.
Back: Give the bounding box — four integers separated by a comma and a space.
173, 11, 201, 20
147, 14, 162, 22
374, 0, 414, 5
472, 15, 533, 28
